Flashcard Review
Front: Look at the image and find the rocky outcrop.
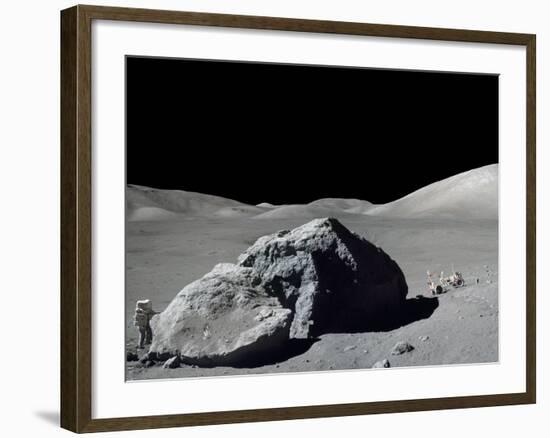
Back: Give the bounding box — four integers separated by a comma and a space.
372, 359, 391, 368
149, 218, 408, 365
237, 218, 408, 338
391, 341, 414, 355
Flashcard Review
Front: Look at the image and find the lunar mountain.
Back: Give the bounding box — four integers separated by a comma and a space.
127, 164, 497, 221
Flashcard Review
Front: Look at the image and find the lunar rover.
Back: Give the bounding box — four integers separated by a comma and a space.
427, 270, 465, 295
440, 271, 465, 288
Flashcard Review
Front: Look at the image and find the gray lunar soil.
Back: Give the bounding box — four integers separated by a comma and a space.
125, 164, 498, 380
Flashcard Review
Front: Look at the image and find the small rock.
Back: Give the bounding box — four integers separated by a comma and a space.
391, 341, 414, 355
419, 336, 429, 342
372, 359, 390, 368
126, 352, 139, 362
458, 316, 464, 320
163, 356, 181, 369
343, 345, 357, 352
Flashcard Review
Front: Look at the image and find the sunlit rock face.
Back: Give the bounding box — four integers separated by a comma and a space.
150, 218, 408, 365
238, 218, 408, 338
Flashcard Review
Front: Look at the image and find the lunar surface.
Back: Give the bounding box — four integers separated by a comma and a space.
125, 164, 498, 380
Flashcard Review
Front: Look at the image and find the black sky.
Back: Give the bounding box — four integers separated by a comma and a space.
126, 56, 498, 205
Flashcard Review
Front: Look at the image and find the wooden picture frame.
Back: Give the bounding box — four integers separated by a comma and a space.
61, 4, 536, 433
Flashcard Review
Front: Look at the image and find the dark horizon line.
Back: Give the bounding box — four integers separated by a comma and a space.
127, 162, 498, 207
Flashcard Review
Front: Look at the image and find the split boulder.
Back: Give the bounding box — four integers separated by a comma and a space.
149, 218, 408, 365
237, 218, 408, 338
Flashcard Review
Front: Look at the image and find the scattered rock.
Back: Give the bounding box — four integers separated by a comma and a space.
163, 356, 181, 369
126, 352, 139, 362
372, 359, 391, 368
419, 336, 429, 342
343, 345, 357, 352
391, 341, 414, 355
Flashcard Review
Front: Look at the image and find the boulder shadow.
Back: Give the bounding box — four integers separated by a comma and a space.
229, 337, 321, 369
179, 298, 438, 369
328, 296, 440, 334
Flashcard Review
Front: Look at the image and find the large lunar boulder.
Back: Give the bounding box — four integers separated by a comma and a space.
150, 263, 292, 365
237, 218, 408, 338
149, 218, 407, 365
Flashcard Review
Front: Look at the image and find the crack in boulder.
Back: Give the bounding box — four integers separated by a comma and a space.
149, 218, 408, 366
